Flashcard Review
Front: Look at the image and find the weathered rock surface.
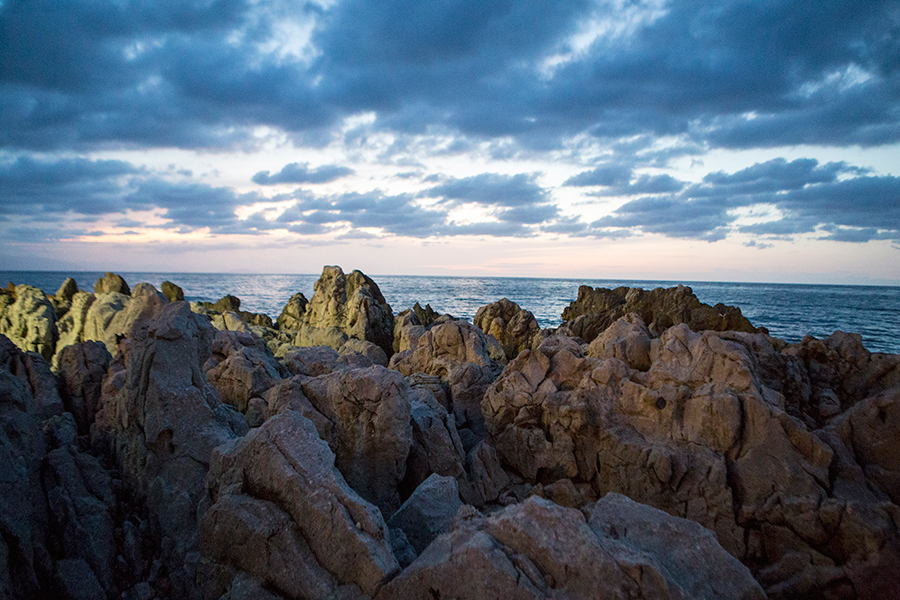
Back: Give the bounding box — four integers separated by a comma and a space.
586, 312, 652, 371
275, 292, 308, 330
51, 277, 79, 319
474, 298, 540, 360
92, 301, 245, 598
93, 272, 131, 295
81, 283, 168, 358
204, 330, 287, 415
377, 495, 764, 600
390, 318, 506, 437
483, 323, 900, 599
387, 474, 462, 555
196, 295, 275, 328
54, 291, 97, 362
199, 410, 399, 600
55, 341, 112, 435
298, 266, 394, 358
300, 366, 412, 516
0, 284, 59, 360
562, 284, 760, 341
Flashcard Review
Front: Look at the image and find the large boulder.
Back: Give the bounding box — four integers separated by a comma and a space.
161, 281, 185, 302
298, 266, 394, 358
93, 272, 130, 295
53, 291, 97, 363
387, 474, 461, 555
300, 366, 413, 516
474, 298, 540, 360
55, 341, 112, 436
377, 495, 764, 600
204, 330, 287, 416
390, 318, 506, 437
80, 283, 168, 357
482, 324, 900, 599
50, 278, 79, 319
561, 284, 760, 341
0, 284, 58, 360
198, 410, 400, 600
92, 301, 245, 598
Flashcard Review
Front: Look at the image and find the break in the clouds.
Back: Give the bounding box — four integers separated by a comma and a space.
1, 0, 898, 279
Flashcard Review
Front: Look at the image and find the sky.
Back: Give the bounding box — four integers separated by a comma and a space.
1, 0, 899, 284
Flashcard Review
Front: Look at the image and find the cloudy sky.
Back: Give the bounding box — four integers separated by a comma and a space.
1, 0, 898, 283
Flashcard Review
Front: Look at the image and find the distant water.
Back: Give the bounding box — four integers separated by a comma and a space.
2, 271, 898, 354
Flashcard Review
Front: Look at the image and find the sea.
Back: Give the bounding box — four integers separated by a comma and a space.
2, 271, 898, 355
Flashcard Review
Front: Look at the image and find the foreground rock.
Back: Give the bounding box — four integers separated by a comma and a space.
561, 284, 760, 341
0, 284, 58, 360
199, 409, 400, 599
297, 266, 394, 357
93, 300, 246, 598
377, 494, 764, 600
483, 318, 900, 599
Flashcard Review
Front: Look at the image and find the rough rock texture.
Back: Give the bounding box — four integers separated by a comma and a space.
377, 495, 764, 600
298, 266, 394, 358
483, 323, 900, 599
198, 410, 399, 600
586, 312, 652, 371
300, 366, 412, 516
474, 298, 540, 360
55, 341, 112, 436
204, 330, 287, 415
275, 292, 308, 331
54, 291, 97, 362
387, 474, 462, 555
390, 318, 506, 437
0, 284, 59, 360
161, 281, 185, 302
391, 309, 425, 354
81, 283, 169, 358
93, 272, 131, 296
51, 278, 79, 319
339, 338, 389, 367
92, 301, 245, 598
197, 295, 275, 328
561, 284, 760, 342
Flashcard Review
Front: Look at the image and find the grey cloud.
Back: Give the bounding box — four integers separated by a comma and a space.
421, 173, 547, 208
252, 162, 354, 185
563, 165, 632, 187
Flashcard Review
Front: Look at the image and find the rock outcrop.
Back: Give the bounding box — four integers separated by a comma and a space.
275, 292, 308, 330
92, 301, 245, 598
561, 284, 760, 341
298, 266, 394, 357
198, 409, 400, 599
390, 318, 506, 437
483, 319, 900, 599
377, 495, 764, 600
161, 280, 185, 302
93, 272, 131, 295
0, 284, 58, 360
474, 298, 540, 360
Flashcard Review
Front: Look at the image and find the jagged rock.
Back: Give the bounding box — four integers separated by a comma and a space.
54, 559, 106, 600
54, 291, 96, 362
298, 266, 394, 358
202, 295, 241, 312
0, 284, 59, 360
280, 345, 343, 376
482, 325, 900, 599
387, 474, 461, 555
561, 284, 760, 341
81, 283, 168, 358
392, 309, 425, 354
161, 281, 184, 302
474, 298, 540, 360
51, 278, 79, 319
377, 495, 764, 600
275, 292, 308, 331
93, 272, 130, 296
205, 330, 288, 415
92, 301, 245, 599
293, 324, 349, 351
300, 366, 412, 516
412, 302, 440, 327
54, 341, 111, 436
403, 385, 466, 496
390, 319, 506, 437
586, 312, 652, 371
198, 410, 399, 599
197, 296, 274, 328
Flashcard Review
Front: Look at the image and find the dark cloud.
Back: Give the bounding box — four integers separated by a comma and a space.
564, 165, 632, 187
420, 173, 546, 207
252, 162, 354, 185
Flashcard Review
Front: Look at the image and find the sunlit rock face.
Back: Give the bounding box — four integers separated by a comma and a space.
483, 319, 900, 599
296, 265, 395, 358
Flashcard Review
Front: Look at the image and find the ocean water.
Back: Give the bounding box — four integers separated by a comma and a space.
2, 271, 898, 354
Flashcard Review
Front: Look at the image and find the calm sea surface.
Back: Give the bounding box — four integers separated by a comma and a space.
2, 271, 898, 354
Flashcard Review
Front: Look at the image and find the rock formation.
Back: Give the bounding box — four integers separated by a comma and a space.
561, 284, 760, 341
275, 292, 308, 330
161, 280, 185, 302
474, 297, 541, 360
93, 272, 131, 295
298, 266, 395, 357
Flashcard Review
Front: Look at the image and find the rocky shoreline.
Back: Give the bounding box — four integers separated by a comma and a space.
1, 266, 897, 600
